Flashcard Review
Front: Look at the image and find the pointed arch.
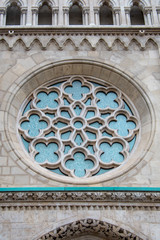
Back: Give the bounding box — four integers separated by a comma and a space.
69, 1, 83, 25
130, 1, 145, 25
36, 219, 144, 240
98, 0, 117, 8
4, 0, 24, 8
35, 0, 55, 8
99, 2, 113, 25
38, 1, 52, 25
67, 0, 86, 8
6, 1, 21, 25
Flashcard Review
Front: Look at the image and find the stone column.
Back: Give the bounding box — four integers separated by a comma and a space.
83, 7, 89, 25
0, 8, 5, 26
157, 8, 160, 25
32, 7, 38, 26
63, 7, 69, 25
125, 7, 131, 25
145, 7, 152, 25
52, 7, 59, 25
94, 7, 99, 25
113, 8, 120, 25
21, 7, 27, 25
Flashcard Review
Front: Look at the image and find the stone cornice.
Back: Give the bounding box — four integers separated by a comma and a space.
0, 191, 160, 210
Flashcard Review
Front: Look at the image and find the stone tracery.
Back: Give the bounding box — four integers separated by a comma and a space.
18, 75, 140, 179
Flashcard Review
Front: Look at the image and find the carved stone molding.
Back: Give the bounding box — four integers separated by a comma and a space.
37, 218, 144, 240
0, 191, 160, 210
0, 28, 159, 51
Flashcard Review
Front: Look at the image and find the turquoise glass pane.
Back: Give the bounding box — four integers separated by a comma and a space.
47, 168, 65, 175
129, 136, 136, 152
85, 111, 95, 119
65, 80, 90, 100
86, 131, 96, 140
85, 98, 91, 106
74, 121, 83, 129
74, 105, 82, 116
101, 113, 110, 119
87, 145, 94, 154
64, 98, 70, 105
100, 142, 124, 163
45, 132, 55, 138
54, 121, 67, 128
21, 135, 29, 152
75, 134, 83, 146
102, 131, 112, 138
21, 114, 47, 137
61, 131, 71, 140
23, 100, 31, 115
46, 113, 55, 119
124, 101, 133, 115
50, 82, 63, 87
65, 152, 94, 177
89, 122, 102, 128
109, 114, 136, 137
61, 111, 71, 119
96, 91, 118, 109
35, 142, 58, 163
37, 91, 58, 109
64, 145, 71, 154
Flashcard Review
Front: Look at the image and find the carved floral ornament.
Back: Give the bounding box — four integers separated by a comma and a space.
18, 75, 140, 181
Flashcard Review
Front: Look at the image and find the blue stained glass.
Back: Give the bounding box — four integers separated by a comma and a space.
102, 131, 112, 137
65, 152, 94, 177
129, 136, 136, 152
85, 98, 91, 106
96, 91, 118, 109
61, 111, 71, 119
65, 80, 90, 100
64, 145, 71, 154
74, 105, 82, 116
50, 82, 63, 87
55, 121, 68, 128
87, 145, 94, 154
86, 131, 96, 140
89, 121, 102, 128
109, 114, 136, 137
85, 111, 95, 119
45, 132, 55, 138
74, 121, 83, 129
64, 98, 70, 105
61, 131, 71, 140
47, 168, 65, 175
35, 142, 58, 163
21, 114, 48, 137
37, 91, 58, 109
75, 134, 83, 146
124, 101, 133, 115
21, 135, 29, 152
23, 100, 31, 115
100, 142, 124, 163
94, 168, 112, 176
46, 113, 55, 119
101, 113, 110, 119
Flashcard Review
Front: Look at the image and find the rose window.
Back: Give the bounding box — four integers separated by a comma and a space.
18, 76, 140, 178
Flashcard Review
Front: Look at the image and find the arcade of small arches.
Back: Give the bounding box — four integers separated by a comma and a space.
0, 0, 159, 26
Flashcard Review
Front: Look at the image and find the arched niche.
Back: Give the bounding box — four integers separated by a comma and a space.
38, 1, 52, 25
6, 2, 21, 25
69, 2, 83, 25
99, 3, 113, 25
130, 3, 145, 25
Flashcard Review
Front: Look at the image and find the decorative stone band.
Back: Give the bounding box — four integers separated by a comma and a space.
37, 218, 143, 240
0, 191, 160, 209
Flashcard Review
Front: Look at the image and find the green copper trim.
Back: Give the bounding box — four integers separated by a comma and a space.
0, 187, 160, 192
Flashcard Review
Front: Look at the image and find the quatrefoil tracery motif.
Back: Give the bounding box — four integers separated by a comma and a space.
18, 76, 140, 178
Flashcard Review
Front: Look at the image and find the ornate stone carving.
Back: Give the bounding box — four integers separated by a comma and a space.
37, 218, 144, 240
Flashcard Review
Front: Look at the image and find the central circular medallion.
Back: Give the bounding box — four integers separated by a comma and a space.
74, 121, 83, 129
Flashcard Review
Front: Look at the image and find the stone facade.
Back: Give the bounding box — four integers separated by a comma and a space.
0, 0, 160, 239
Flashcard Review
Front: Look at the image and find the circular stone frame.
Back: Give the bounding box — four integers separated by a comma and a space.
4, 60, 155, 185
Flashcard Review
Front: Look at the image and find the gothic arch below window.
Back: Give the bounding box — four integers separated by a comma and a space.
36, 218, 144, 240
